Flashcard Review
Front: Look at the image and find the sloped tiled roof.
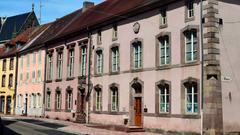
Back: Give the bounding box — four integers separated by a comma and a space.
0, 12, 32, 42
31, 9, 81, 47
55, 0, 172, 40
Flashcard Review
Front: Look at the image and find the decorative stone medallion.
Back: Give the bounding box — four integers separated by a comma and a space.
133, 22, 140, 34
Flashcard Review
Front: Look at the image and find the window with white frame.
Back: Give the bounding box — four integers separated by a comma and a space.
133, 42, 142, 69
29, 95, 32, 108
160, 9, 167, 26
27, 55, 30, 67
96, 50, 103, 74
66, 91, 73, 110
96, 89, 102, 111
80, 46, 87, 76
37, 70, 41, 82
57, 52, 63, 79
159, 84, 170, 113
33, 53, 36, 64
9, 74, 13, 87
68, 49, 74, 78
185, 30, 197, 62
187, 0, 194, 18
38, 50, 41, 64
56, 91, 61, 110
185, 82, 198, 114
97, 30, 102, 44
33, 94, 36, 108
32, 71, 35, 83
111, 47, 119, 72
26, 72, 29, 83
2, 75, 5, 87
46, 54, 53, 80
112, 25, 118, 40
20, 73, 23, 83
46, 91, 51, 109
159, 36, 170, 65
111, 88, 118, 111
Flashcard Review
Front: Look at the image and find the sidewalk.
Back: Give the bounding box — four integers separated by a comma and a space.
2, 115, 161, 135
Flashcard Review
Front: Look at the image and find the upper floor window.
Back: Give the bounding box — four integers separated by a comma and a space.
186, 0, 194, 18
57, 52, 63, 79
184, 29, 197, 62
33, 53, 36, 64
27, 54, 30, 67
9, 74, 13, 87
32, 71, 36, 83
26, 72, 29, 83
2, 59, 6, 71
97, 30, 102, 44
20, 73, 23, 83
46, 54, 53, 80
80, 46, 87, 76
68, 49, 74, 78
56, 90, 61, 110
9, 58, 14, 70
112, 25, 118, 40
37, 70, 41, 82
159, 36, 170, 66
38, 50, 41, 64
111, 47, 119, 73
132, 41, 142, 69
96, 50, 103, 75
160, 9, 167, 26
2, 75, 6, 87
20, 57, 23, 69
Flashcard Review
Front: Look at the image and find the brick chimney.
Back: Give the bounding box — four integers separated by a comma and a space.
82, 1, 94, 13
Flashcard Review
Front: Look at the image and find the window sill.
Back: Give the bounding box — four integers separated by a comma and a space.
159, 24, 168, 29
112, 37, 118, 41
65, 109, 71, 112
156, 65, 171, 70
97, 41, 102, 45
131, 68, 143, 73
109, 71, 120, 76
185, 16, 195, 23
55, 79, 62, 82
181, 61, 200, 67
66, 77, 75, 81
45, 80, 52, 83
181, 114, 200, 119
94, 74, 103, 77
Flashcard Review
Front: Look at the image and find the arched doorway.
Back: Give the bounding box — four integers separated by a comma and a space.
76, 86, 86, 123
129, 78, 144, 127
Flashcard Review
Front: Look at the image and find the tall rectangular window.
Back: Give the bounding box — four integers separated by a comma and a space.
46, 92, 51, 109
2, 75, 6, 87
160, 9, 167, 26
96, 50, 103, 74
56, 91, 61, 110
9, 74, 13, 87
112, 25, 118, 40
80, 46, 87, 76
2, 59, 6, 71
26, 72, 29, 83
96, 90, 102, 111
185, 30, 197, 62
37, 70, 41, 82
111, 47, 119, 72
33, 53, 36, 64
27, 55, 30, 67
66, 91, 73, 110
187, 0, 194, 18
111, 89, 118, 111
68, 50, 74, 78
38, 50, 41, 64
133, 42, 142, 69
186, 83, 198, 113
9, 58, 14, 70
46, 54, 53, 80
32, 71, 35, 83
20, 57, 23, 69
57, 52, 63, 79
159, 86, 170, 113
97, 30, 102, 44
20, 73, 23, 83
159, 36, 170, 65
33, 94, 36, 108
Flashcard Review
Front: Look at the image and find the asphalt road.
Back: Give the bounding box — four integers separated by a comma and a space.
0, 117, 84, 135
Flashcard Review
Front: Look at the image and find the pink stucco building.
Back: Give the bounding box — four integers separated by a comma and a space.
42, 0, 240, 134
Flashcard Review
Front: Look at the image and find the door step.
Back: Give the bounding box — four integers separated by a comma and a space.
126, 126, 145, 132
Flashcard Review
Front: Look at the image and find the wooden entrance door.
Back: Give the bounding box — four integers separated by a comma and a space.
76, 89, 86, 123
134, 97, 142, 126
6, 96, 11, 114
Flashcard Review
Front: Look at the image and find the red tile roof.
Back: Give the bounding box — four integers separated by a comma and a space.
55, 0, 169, 40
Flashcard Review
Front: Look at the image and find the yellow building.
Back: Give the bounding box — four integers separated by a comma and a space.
0, 51, 16, 115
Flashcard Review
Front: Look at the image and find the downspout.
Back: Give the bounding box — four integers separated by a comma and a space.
86, 28, 92, 124
42, 45, 47, 117
13, 53, 19, 115
200, 0, 204, 134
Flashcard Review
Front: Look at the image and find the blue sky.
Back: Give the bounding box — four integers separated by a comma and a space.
0, 0, 103, 24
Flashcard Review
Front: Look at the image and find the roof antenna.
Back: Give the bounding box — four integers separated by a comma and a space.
39, 0, 43, 24
32, 2, 35, 12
